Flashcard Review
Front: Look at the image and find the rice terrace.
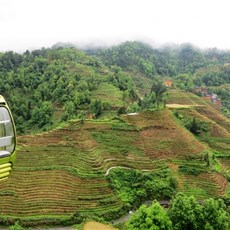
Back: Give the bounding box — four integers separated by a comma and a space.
0, 41, 230, 229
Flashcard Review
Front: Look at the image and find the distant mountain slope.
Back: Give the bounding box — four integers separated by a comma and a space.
0, 47, 137, 133
92, 41, 230, 76
1, 41, 230, 133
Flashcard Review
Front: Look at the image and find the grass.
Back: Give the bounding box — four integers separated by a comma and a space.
167, 90, 208, 106
91, 82, 125, 107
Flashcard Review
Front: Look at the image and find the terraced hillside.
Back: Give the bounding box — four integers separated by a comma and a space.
0, 117, 157, 225
124, 110, 206, 160
167, 90, 230, 198
0, 91, 229, 225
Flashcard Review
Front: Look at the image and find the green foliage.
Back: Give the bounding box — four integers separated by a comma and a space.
62, 100, 76, 121
109, 66, 134, 91
168, 193, 204, 230
9, 221, 25, 230
107, 168, 177, 208
132, 81, 167, 111
194, 66, 230, 87
1, 42, 230, 133
151, 81, 167, 98
0, 190, 18, 197
90, 100, 102, 118
140, 92, 157, 110
178, 165, 202, 175
118, 106, 127, 115
127, 102, 141, 113
98, 41, 157, 78
175, 73, 194, 90
203, 198, 230, 230
177, 44, 206, 74
185, 117, 209, 135
168, 193, 230, 230
31, 101, 53, 128
69, 211, 85, 224
174, 111, 209, 136
125, 193, 230, 230
126, 201, 172, 230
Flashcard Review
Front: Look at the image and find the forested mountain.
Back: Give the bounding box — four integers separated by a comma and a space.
0, 47, 138, 133
94, 41, 230, 75
1, 41, 230, 134
93, 41, 230, 112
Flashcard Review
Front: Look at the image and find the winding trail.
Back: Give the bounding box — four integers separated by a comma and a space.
105, 166, 132, 176
105, 166, 152, 176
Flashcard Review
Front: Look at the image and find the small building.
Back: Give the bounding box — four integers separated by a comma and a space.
211, 93, 218, 100
203, 93, 221, 106
212, 96, 221, 106
215, 98, 221, 106
164, 80, 173, 87
192, 87, 222, 107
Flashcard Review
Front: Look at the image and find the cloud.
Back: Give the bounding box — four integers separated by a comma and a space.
1, 0, 230, 52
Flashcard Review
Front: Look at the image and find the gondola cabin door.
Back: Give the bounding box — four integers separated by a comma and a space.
0, 96, 16, 181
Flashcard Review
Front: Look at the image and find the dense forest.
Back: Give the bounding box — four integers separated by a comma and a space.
1, 41, 230, 133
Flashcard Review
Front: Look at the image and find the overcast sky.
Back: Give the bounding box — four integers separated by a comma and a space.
1, 0, 230, 52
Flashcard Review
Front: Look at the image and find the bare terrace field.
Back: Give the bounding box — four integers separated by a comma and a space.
124, 110, 206, 160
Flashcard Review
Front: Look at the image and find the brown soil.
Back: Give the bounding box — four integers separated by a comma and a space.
84, 221, 117, 230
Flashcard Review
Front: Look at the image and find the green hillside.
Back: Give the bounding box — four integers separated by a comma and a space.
0, 47, 138, 133
0, 42, 230, 227
1, 92, 230, 226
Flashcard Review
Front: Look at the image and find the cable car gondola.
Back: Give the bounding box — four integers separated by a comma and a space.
0, 96, 16, 181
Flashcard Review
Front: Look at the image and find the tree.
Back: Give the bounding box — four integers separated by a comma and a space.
175, 74, 194, 90
9, 221, 25, 230
151, 81, 167, 98
168, 193, 203, 230
69, 211, 84, 224
140, 92, 156, 110
65, 101, 75, 117
151, 81, 167, 107
61, 101, 75, 121
31, 101, 53, 127
203, 198, 230, 230
90, 100, 102, 118
185, 117, 208, 136
126, 201, 172, 230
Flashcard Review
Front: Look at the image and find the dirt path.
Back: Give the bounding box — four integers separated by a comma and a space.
168, 163, 183, 189
105, 166, 131, 176
84, 221, 117, 230
105, 166, 152, 176
166, 104, 202, 108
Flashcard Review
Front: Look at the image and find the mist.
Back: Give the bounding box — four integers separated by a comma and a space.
1, 0, 230, 52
